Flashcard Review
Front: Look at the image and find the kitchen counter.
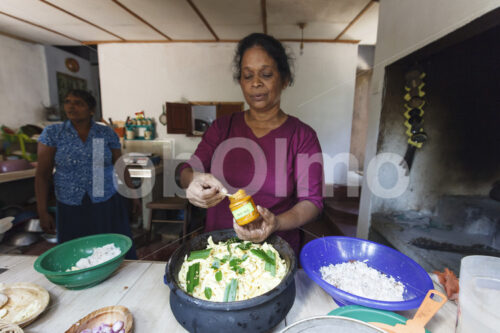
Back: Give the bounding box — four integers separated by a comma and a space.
0, 168, 36, 184
0, 255, 458, 332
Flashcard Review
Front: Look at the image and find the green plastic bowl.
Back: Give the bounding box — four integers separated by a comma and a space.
328, 305, 431, 333
34, 233, 132, 290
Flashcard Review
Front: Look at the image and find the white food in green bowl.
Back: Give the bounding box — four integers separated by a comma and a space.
66, 243, 121, 271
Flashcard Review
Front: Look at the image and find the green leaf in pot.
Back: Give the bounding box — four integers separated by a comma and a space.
186, 263, 200, 294
204, 287, 212, 300
265, 250, 276, 277
229, 254, 249, 274
211, 258, 221, 269
187, 248, 212, 261
215, 270, 222, 282
237, 242, 252, 251
223, 278, 238, 302
250, 249, 275, 265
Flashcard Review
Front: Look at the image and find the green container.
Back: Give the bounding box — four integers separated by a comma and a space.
329, 305, 431, 333
34, 233, 132, 290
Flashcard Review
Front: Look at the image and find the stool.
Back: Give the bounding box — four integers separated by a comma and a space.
147, 197, 191, 243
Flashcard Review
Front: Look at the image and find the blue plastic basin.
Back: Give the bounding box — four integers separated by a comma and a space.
300, 236, 434, 311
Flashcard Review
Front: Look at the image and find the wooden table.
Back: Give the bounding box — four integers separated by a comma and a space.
0, 168, 36, 184
0, 255, 457, 332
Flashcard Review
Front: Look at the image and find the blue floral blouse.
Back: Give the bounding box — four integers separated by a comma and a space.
39, 120, 121, 206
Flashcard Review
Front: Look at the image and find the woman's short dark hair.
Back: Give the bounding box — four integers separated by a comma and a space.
66, 89, 97, 110
233, 33, 294, 86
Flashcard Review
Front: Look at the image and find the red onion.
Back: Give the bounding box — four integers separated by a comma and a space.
112, 320, 124, 332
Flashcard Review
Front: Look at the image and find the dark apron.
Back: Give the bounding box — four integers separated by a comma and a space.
56, 193, 137, 259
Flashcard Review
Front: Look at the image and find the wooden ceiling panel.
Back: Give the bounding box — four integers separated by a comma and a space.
0, 0, 117, 43
269, 22, 346, 40
0, 0, 378, 44
340, 1, 379, 44
192, 0, 262, 39
267, 0, 371, 25
119, 0, 213, 40
46, 0, 162, 40
0, 13, 79, 45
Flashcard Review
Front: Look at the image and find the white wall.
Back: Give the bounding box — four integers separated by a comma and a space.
98, 42, 358, 184
282, 43, 357, 185
0, 35, 49, 128
357, 0, 500, 238
98, 43, 239, 156
44, 46, 96, 116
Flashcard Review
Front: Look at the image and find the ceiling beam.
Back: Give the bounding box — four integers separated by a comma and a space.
0, 30, 37, 44
112, 0, 171, 40
261, 0, 267, 34
186, 0, 219, 41
0, 10, 82, 44
83, 39, 360, 45
40, 0, 125, 41
281, 38, 360, 44
335, 0, 375, 41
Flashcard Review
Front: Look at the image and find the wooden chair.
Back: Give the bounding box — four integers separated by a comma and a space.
146, 196, 191, 243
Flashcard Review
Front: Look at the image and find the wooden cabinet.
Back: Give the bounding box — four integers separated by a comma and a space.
166, 102, 243, 135
166, 102, 192, 134
216, 102, 243, 118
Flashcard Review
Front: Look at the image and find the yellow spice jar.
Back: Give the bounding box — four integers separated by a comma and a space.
229, 189, 260, 226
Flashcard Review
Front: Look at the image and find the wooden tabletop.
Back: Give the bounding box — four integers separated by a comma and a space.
0, 168, 36, 184
0, 255, 457, 332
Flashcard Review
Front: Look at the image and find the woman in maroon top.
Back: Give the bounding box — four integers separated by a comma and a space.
180, 33, 323, 254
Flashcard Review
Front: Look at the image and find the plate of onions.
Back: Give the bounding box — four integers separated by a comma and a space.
65, 305, 132, 333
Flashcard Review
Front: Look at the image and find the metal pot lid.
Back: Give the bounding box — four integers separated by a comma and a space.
280, 315, 385, 333
8, 232, 40, 247
24, 219, 43, 233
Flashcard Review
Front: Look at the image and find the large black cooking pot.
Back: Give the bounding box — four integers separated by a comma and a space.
164, 229, 297, 333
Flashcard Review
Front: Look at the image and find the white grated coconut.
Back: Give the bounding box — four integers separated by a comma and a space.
320, 261, 405, 301
67, 243, 121, 271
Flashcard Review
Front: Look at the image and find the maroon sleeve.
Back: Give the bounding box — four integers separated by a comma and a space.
294, 125, 324, 211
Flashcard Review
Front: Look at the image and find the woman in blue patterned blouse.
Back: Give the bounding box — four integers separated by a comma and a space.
35, 90, 138, 259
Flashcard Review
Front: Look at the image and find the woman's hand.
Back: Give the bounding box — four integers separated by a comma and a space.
233, 206, 280, 243
186, 172, 227, 208
39, 211, 56, 234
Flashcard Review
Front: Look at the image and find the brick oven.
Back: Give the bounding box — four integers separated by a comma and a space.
368, 8, 500, 273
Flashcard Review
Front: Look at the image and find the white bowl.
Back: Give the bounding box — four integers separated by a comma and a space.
0, 217, 14, 243
0, 216, 14, 233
